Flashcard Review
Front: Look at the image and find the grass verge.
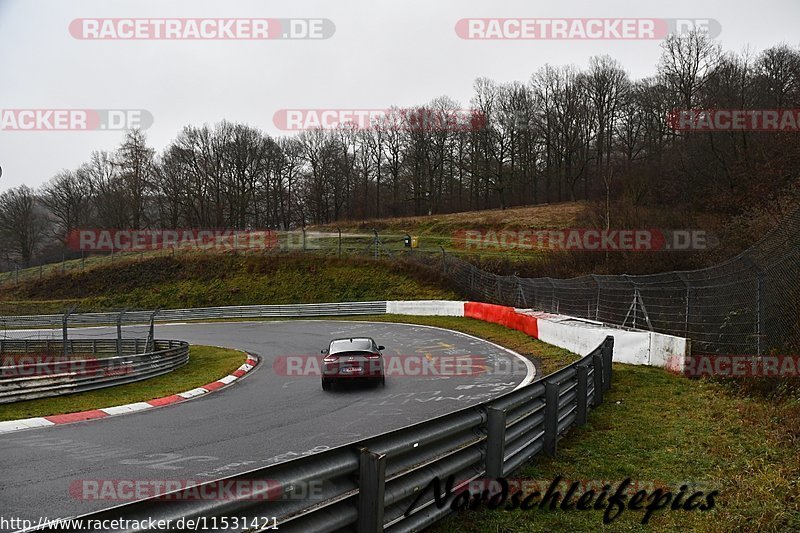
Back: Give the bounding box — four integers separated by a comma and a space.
431, 364, 800, 532
0, 254, 457, 315
0, 345, 246, 421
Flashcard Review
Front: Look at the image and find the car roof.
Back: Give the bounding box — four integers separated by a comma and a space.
329, 338, 375, 354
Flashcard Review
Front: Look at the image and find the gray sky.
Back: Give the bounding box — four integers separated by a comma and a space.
1, 0, 798, 191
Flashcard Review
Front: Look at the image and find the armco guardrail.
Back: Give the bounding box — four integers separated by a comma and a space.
0, 339, 189, 404
32, 336, 614, 533
0, 301, 388, 329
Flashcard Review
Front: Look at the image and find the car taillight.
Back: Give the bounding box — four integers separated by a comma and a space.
366, 354, 380, 359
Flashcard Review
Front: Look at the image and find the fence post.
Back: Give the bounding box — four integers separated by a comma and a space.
516, 277, 528, 308
485, 407, 507, 478
357, 448, 386, 533
755, 270, 766, 355
592, 352, 604, 406
576, 365, 588, 426
439, 246, 446, 274
62, 311, 69, 357
62, 305, 76, 358
147, 309, 160, 352
337, 227, 342, 257
116, 310, 126, 356
469, 266, 474, 294
677, 273, 691, 337
741, 257, 765, 354
547, 278, 556, 313
543, 381, 559, 456
591, 274, 601, 321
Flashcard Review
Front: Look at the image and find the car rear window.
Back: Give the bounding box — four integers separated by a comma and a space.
329, 339, 373, 354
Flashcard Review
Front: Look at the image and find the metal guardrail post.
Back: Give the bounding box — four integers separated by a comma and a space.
147, 309, 160, 352
576, 365, 588, 426
116, 310, 126, 356
592, 353, 604, 406
358, 448, 386, 533
543, 381, 559, 457
485, 407, 507, 478
62, 305, 76, 357
603, 337, 614, 392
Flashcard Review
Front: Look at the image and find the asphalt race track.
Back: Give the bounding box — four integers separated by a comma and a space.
0, 320, 533, 528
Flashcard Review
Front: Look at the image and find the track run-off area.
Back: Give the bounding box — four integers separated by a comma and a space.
0, 320, 534, 527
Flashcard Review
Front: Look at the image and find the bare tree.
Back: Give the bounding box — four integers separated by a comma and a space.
116, 129, 156, 229
0, 185, 47, 266
40, 168, 93, 237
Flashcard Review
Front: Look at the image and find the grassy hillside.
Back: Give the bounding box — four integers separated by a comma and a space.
310, 201, 589, 234
0, 254, 457, 315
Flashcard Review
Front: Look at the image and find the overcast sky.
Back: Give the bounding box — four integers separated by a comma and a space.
1, 0, 798, 192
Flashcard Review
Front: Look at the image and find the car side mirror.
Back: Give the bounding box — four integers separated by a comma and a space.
378, 345, 385, 351
321, 349, 328, 354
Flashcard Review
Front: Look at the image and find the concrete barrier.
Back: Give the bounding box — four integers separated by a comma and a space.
386, 300, 465, 316
387, 301, 690, 370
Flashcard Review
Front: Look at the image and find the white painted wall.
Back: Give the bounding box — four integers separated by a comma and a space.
385, 301, 690, 369
386, 300, 465, 316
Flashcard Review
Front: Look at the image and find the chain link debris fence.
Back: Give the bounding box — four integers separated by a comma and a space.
1, 210, 798, 354
437, 208, 800, 355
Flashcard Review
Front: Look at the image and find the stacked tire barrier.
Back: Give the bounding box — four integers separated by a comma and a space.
0, 339, 189, 403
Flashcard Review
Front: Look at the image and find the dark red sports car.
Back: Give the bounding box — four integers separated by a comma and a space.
321, 337, 386, 390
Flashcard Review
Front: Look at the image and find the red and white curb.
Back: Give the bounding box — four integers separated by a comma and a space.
0, 354, 258, 435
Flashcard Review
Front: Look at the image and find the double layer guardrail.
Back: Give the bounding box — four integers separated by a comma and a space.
0, 339, 189, 404
0, 302, 388, 329
33, 336, 613, 532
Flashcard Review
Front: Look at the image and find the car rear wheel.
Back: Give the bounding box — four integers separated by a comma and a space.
322, 378, 333, 391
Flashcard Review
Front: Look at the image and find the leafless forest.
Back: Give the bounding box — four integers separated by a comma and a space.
2, 32, 799, 267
